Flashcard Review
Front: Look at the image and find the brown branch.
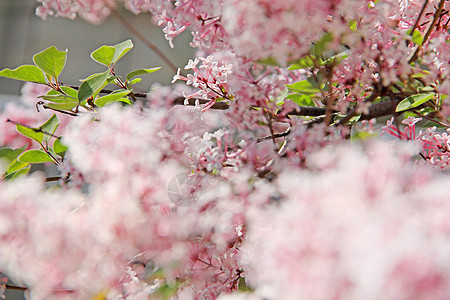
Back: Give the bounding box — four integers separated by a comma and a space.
5, 284, 27, 291
172, 96, 406, 122
172, 97, 229, 110
285, 106, 334, 117
337, 92, 380, 125
44, 85, 433, 124
409, 0, 446, 64
407, 0, 429, 46
256, 128, 291, 142
5, 283, 75, 295
45, 176, 62, 182
110, 9, 178, 73
359, 99, 401, 121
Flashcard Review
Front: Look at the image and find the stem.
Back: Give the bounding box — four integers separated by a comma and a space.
264, 112, 277, 145
109, 67, 137, 102
110, 9, 178, 73
39, 142, 61, 166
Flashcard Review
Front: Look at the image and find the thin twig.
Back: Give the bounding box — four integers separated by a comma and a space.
256, 128, 291, 142
110, 9, 178, 73
413, 109, 450, 128
45, 176, 62, 182
407, 0, 429, 46
6, 119, 61, 138
409, 0, 446, 64
5, 284, 27, 291
36, 101, 79, 117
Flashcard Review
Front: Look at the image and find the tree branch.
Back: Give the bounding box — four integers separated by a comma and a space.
43, 85, 428, 123
110, 9, 178, 73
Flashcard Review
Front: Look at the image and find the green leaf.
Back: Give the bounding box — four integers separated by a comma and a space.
128, 78, 142, 86
4, 165, 30, 180
16, 125, 44, 144
349, 114, 361, 124
40, 114, 59, 144
112, 40, 133, 65
411, 29, 424, 45
44, 102, 78, 111
418, 86, 435, 93
322, 52, 349, 66
0, 145, 27, 164
126, 67, 161, 81
287, 94, 315, 106
91, 45, 116, 67
53, 138, 68, 157
95, 90, 131, 107
6, 159, 29, 174
154, 282, 180, 300
395, 93, 435, 112
411, 67, 430, 78
256, 57, 279, 66
285, 80, 321, 94
348, 19, 358, 32
32, 46, 67, 79
313, 32, 333, 57
47, 86, 78, 98
18, 149, 54, 164
39, 94, 77, 104
288, 56, 317, 70
78, 71, 109, 102
351, 131, 377, 141
238, 277, 253, 292
0, 65, 46, 84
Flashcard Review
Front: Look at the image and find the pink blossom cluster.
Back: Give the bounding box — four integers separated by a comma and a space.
36, 0, 117, 24
382, 116, 450, 169
0, 0, 447, 299
153, 1, 226, 49
34, 0, 449, 113
0, 105, 248, 299
241, 142, 450, 300
419, 126, 450, 168
172, 56, 233, 111
35, 0, 158, 24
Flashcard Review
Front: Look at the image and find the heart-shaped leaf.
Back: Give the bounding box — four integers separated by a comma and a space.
0, 65, 46, 83
33, 46, 67, 79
